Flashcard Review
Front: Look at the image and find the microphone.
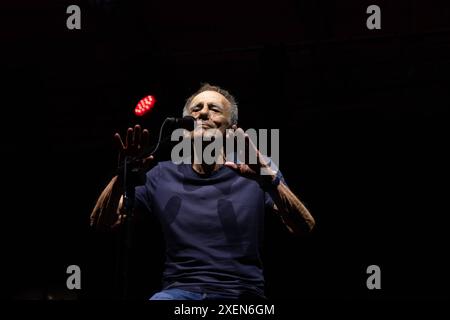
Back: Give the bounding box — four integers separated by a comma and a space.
166, 116, 195, 131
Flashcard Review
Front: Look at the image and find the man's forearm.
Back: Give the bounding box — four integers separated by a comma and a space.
90, 175, 124, 230
266, 180, 315, 235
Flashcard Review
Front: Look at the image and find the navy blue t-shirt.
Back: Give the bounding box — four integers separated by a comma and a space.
135, 161, 276, 298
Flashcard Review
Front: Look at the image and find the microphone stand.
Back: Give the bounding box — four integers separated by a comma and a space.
116, 116, 194, 299
117, 156, 136, 299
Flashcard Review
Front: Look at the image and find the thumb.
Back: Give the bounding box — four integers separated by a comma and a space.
224, 161, 238, 170
143, 155, 155, 169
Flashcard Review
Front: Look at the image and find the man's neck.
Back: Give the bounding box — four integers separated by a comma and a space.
192, 146, 225, 176
192, 162, 223, 175
191, 139, 226, 175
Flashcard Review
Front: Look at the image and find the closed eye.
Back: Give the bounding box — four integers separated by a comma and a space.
209, 104, 222, 112
191, 104, 202, 112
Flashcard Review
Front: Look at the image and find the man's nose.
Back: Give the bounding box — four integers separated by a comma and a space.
198, 105, 210, 119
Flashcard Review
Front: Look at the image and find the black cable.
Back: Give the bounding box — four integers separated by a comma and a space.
149, 117, 171, 156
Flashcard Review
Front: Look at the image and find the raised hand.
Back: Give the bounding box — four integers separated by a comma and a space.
224, 125, 277, 184
114, 125, 154, 187
90, 125, 153, 230
114, 124, 152, 164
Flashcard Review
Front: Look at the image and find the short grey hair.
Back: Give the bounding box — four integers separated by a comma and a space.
182, 83, 238, 126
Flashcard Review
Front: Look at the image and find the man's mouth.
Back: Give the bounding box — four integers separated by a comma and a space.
196, 121, 214, 129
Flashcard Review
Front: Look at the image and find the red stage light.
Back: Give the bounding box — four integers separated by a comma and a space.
134, 95, 156, 116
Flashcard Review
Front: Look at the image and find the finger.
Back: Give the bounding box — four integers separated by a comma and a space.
133, 124, 142, 148
142, 155, 154, 169
245, 132, 258, 150
236, 129, 261, 168
112, 214, 127, 229
225, 127, 235, 153
244, 132, 260, 164
114, 133, 124, 150
234, 128, 246, 164
141, 129, 150, 148
224, 161, 239, 170
125, 128, 133, 148
235, 128, 248, 148
225, 127, 235, 139
116, 195, 124, 215
235, 127, 245, 136
235, 128, 256, 164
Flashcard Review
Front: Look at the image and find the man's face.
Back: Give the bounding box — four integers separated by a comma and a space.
187, 90, 232, 140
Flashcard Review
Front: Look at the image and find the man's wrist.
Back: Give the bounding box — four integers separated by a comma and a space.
259, 170, 281, 190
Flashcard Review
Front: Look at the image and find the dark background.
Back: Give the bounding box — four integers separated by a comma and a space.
1, 0, 449, 300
